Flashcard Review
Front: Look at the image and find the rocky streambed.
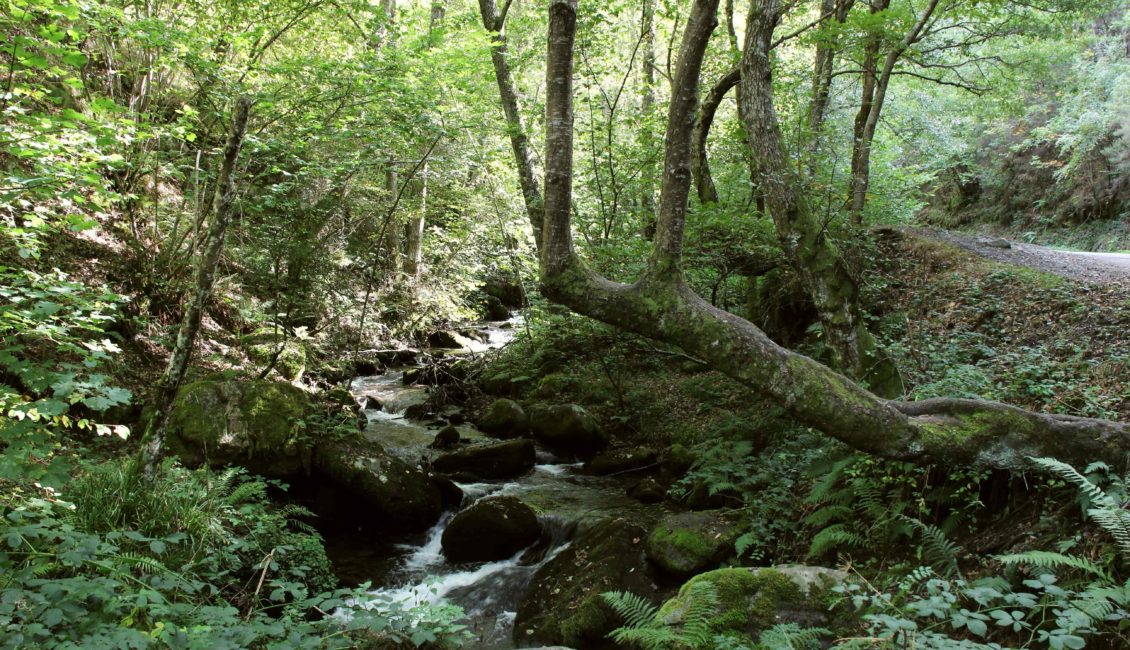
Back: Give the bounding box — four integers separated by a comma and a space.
160, 315, 853, 649
339, 322, 669, 648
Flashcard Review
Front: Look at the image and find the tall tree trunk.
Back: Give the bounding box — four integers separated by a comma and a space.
137, 97, 251, 481
403, 1, 445, 277
740, 0, 902, 396
848, 0, 938, 224
479, 0, 544, 247
404, 161, 427, 275
384, 161, 402, 271
530, 0, 1130, 472
639, 0, 658, 239
809, 0, 853, 133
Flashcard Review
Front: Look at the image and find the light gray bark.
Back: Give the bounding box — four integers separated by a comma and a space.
479, 0, 544, 248
139, 97, 251, 481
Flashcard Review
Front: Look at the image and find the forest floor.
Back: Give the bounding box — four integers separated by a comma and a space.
906, 226, 1130, 284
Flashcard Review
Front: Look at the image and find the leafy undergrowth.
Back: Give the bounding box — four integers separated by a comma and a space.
871, 229, 1129, 420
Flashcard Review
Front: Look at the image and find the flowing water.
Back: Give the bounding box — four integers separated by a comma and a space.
342, 316, 660, 648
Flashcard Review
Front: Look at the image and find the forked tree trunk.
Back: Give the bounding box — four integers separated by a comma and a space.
138, 97, 251, 481
528, 0, 1130, 470
739, 0, 902, 397
848, 0, 938, 224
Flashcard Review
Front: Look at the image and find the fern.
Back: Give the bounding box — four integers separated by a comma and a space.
603, 590, 660, 630
996, 551, 1111, 581
604, 581, 721, 650
757, 623, 830, 650
1029, 456, 1130, 560
901, 516, 962, 577
808, 523, 865, 557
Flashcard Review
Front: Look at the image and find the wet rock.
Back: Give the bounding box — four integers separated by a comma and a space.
483, 294, 510, 321
312, 437, 443, 532
627, 477, 666, 503
427, 329, 476, 350
429, 425, 461, 450
434, 476, 465, 510
514, 518, 659, 649
587, 447, 657, 475
166, 379, 310, 479
432, 439, 536, 479
447, 411, 466, 425
403, 403, 432, 420
323, 386, 359, 410
657, 565, 849, 638
478, 398, 529, 438
529, 404, 608, 458
482, 274, 526, 308
441, 496, 540, 563
646, 510, 738, 578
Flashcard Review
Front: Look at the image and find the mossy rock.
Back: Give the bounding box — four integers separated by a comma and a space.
514, 518, 659, 649
657, 565, 848, 640
311, 436, 443, 533
432, 439, 536, 479
645, 510, 738, 577
478, 398, 529, 438
529, 404, 608, 458
243, 330, 307, 381
166, 379, 311, 478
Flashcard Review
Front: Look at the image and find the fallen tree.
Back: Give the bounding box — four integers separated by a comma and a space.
496, 0, 1130, 470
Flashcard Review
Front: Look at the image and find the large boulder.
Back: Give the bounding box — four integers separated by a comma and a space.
482, 274, 525, 308
242, 330, 306, 381
529, 404, 608, 457
312, 437, 443, 533
441, 496, 541, 562
645, 510, 738, 577
432, 439, 536, 479
478, 399, 529, 439
427, 329, 477, 350
166, 379, 311, 478
657, 565, 848, 640
514, 518, 659, 649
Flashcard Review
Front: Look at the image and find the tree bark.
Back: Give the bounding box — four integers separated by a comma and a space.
691, 66, 739, 204
740, 0, 902, 396
848, 0, 938, 224
639, 0, 658, 239
809, 0, 853, 133
138, 97, 251, 481
479, 0, 544, 248
525, 0, 1130, 472
404, 160, 426, 275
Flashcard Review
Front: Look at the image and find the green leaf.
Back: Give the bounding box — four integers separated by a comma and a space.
62, 51, 87, 68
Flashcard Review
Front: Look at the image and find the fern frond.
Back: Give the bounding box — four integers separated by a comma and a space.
805, 455, 857, 504
901, 516, 962, 577
758, 623, 831, 650
996, 551, 1111, 581
808, 524, 864, 558
1087, 507, 1130, 559
679, 581, 720, 646
804, 505, 853, 528
1029, 457, 1117, 509
603, 590, 660, 630
116, 552, 173, 576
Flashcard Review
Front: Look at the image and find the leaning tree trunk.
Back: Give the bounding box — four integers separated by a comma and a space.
524, 0, 1130, 471
739, 0, 902, 397
404, 160, 427, 276
691, 66, 739, 204
137, 97, 251, 481
479, 0, 544, 247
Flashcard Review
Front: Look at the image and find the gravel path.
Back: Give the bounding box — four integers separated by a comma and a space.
906, 227, 1130, 285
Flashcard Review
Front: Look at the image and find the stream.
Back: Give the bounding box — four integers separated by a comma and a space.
340, 317, 658, 649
